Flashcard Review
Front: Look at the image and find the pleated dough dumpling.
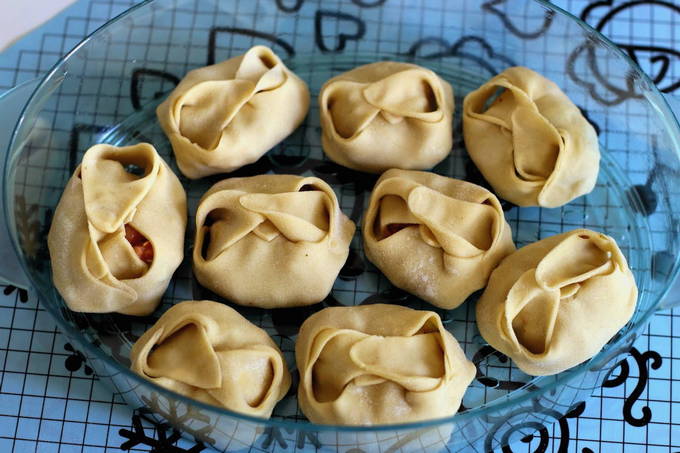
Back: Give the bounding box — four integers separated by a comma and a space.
363, 169, 515, 309
463, 67, 599, 208
157, 45, 310, 179
296, 304, 475, 425
48, 143, 187, 315
319, 62, 454, 173
476, 229, 638, 376
193, 175, 355, 308
130, 300, 291, 417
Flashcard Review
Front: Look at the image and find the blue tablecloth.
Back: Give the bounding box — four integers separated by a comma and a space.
0, 0, 678, 451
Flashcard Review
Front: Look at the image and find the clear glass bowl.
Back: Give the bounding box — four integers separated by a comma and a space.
2, 0, 679, 451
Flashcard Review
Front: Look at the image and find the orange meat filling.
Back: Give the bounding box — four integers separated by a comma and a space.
124, 224, 154, 264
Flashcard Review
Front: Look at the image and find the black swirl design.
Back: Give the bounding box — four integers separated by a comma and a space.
207, 27, 295, 65
314, 10, 366, 52
502, 422, 549, 453
485, 399, 586, 453
567, 38, 639, 106
568, 0, 680, 105
626, 45, 680, 93
602, 347, 663, 427
130, 69, 180, 110
482, 0, 555, 39
580, 0, 680, 94
602, 356, 630, 387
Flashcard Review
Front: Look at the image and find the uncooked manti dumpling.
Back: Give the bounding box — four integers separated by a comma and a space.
193, 175, 355, 308
130, 300, 291, 417
463, 66, 599, 207
476, 229, 638, 376
363, 169, 515, 309
296, 304, 475, 425
319, 62, 454, 173
157, 45, 310, 179
48, 143, 186, 315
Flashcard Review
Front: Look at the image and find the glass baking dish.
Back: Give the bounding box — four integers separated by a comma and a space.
0, 0, 679, 451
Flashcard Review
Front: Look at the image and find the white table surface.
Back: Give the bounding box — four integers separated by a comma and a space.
0, 0, 76, 52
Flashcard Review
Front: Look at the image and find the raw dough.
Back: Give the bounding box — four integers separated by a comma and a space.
363, 169, 515, 309
463, 66, 599, 207
48, 143, 186, 315
296, 304, 475, 425
320, 62, 454, 173
476, 229, 638, 376
130, 300, 291, 417
193, 174, 355, 308
157, 45, 310, 178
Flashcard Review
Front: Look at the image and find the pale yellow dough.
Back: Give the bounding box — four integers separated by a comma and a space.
47, 143, 187, 315
319, 62, 454, 173
476, 229, 638, 376
157, 45, 310, 179
463, 66, 599, 208
193, 175, 355, 308
363, 169, 515, 309
130, 300, 291, 417
296, 304, 475, 425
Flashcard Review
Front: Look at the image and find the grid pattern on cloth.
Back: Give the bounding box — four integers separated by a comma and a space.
0, 0, 678, 452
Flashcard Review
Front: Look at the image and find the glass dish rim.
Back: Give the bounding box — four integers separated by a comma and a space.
4, 0, 680, 434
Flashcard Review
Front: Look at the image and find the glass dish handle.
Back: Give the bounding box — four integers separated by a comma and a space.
656, 93, 680, 312
0, 79, 40, 289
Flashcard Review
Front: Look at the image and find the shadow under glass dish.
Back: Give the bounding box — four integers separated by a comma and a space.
3, 0, 679, 451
